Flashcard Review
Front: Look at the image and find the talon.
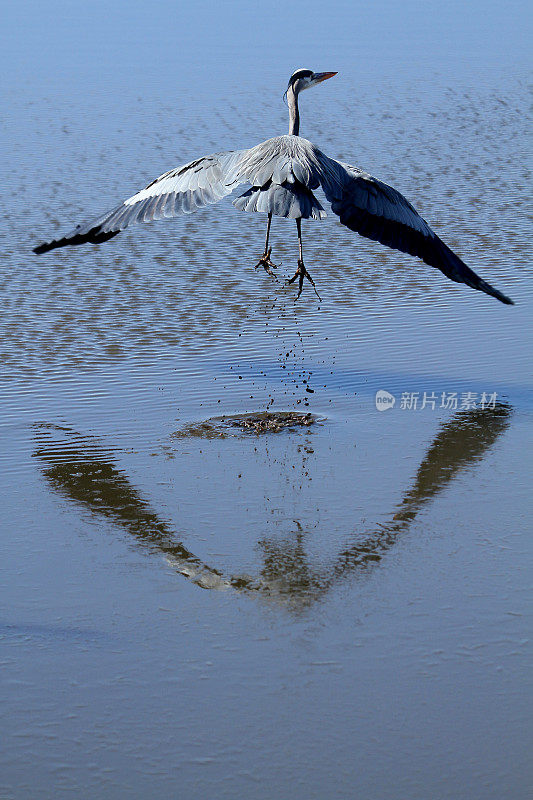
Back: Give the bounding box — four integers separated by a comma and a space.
286, 259, 321, 301
255, 247, 279, 279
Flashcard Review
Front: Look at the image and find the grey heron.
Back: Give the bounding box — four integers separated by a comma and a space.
33, 69, 513, 305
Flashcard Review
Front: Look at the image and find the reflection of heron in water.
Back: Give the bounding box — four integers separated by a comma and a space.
33, 405, 510, 608
33, 70, 513, 305
33, 423, 232, 591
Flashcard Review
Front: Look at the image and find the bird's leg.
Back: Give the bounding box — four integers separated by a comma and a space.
287, 218, 321, 300
255, 213, 279, 278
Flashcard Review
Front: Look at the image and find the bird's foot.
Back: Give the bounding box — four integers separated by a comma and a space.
255, 247, 279, 279
286, 259, 321, 301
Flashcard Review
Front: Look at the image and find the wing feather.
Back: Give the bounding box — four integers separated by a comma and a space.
33, 149, 249, 254
319, 157, 513, 304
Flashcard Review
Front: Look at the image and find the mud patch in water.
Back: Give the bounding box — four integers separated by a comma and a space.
172, 411, 322, 439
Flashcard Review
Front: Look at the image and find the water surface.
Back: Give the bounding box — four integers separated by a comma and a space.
1, 2, 532, 798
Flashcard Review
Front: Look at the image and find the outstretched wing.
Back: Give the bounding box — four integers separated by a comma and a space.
33, 150, 249, 254
320, 158, 513, 305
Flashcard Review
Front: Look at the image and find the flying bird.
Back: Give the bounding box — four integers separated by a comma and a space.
33, 69, 513, 304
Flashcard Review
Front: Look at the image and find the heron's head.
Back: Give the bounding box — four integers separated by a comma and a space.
286, 68, 337, 97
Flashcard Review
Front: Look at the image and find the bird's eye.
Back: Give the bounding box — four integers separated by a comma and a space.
291, 69, 313, 84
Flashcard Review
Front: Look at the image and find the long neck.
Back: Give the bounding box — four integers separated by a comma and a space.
287, 86, 300, 135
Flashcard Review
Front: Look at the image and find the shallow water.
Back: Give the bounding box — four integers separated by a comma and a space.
2, 3, 533, 798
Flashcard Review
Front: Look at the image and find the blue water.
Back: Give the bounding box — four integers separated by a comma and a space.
1, 2, 532, 798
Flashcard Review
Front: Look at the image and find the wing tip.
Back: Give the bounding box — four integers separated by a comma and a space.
479, 279, 514, 305
32, 228, 120, 254
33, 240, 58, 255
496, 292, 514, 306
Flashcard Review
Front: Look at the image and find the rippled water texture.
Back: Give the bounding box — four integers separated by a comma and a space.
1, 1, 532, 798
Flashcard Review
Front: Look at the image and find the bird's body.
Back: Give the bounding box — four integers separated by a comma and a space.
33, 69, 513, 305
